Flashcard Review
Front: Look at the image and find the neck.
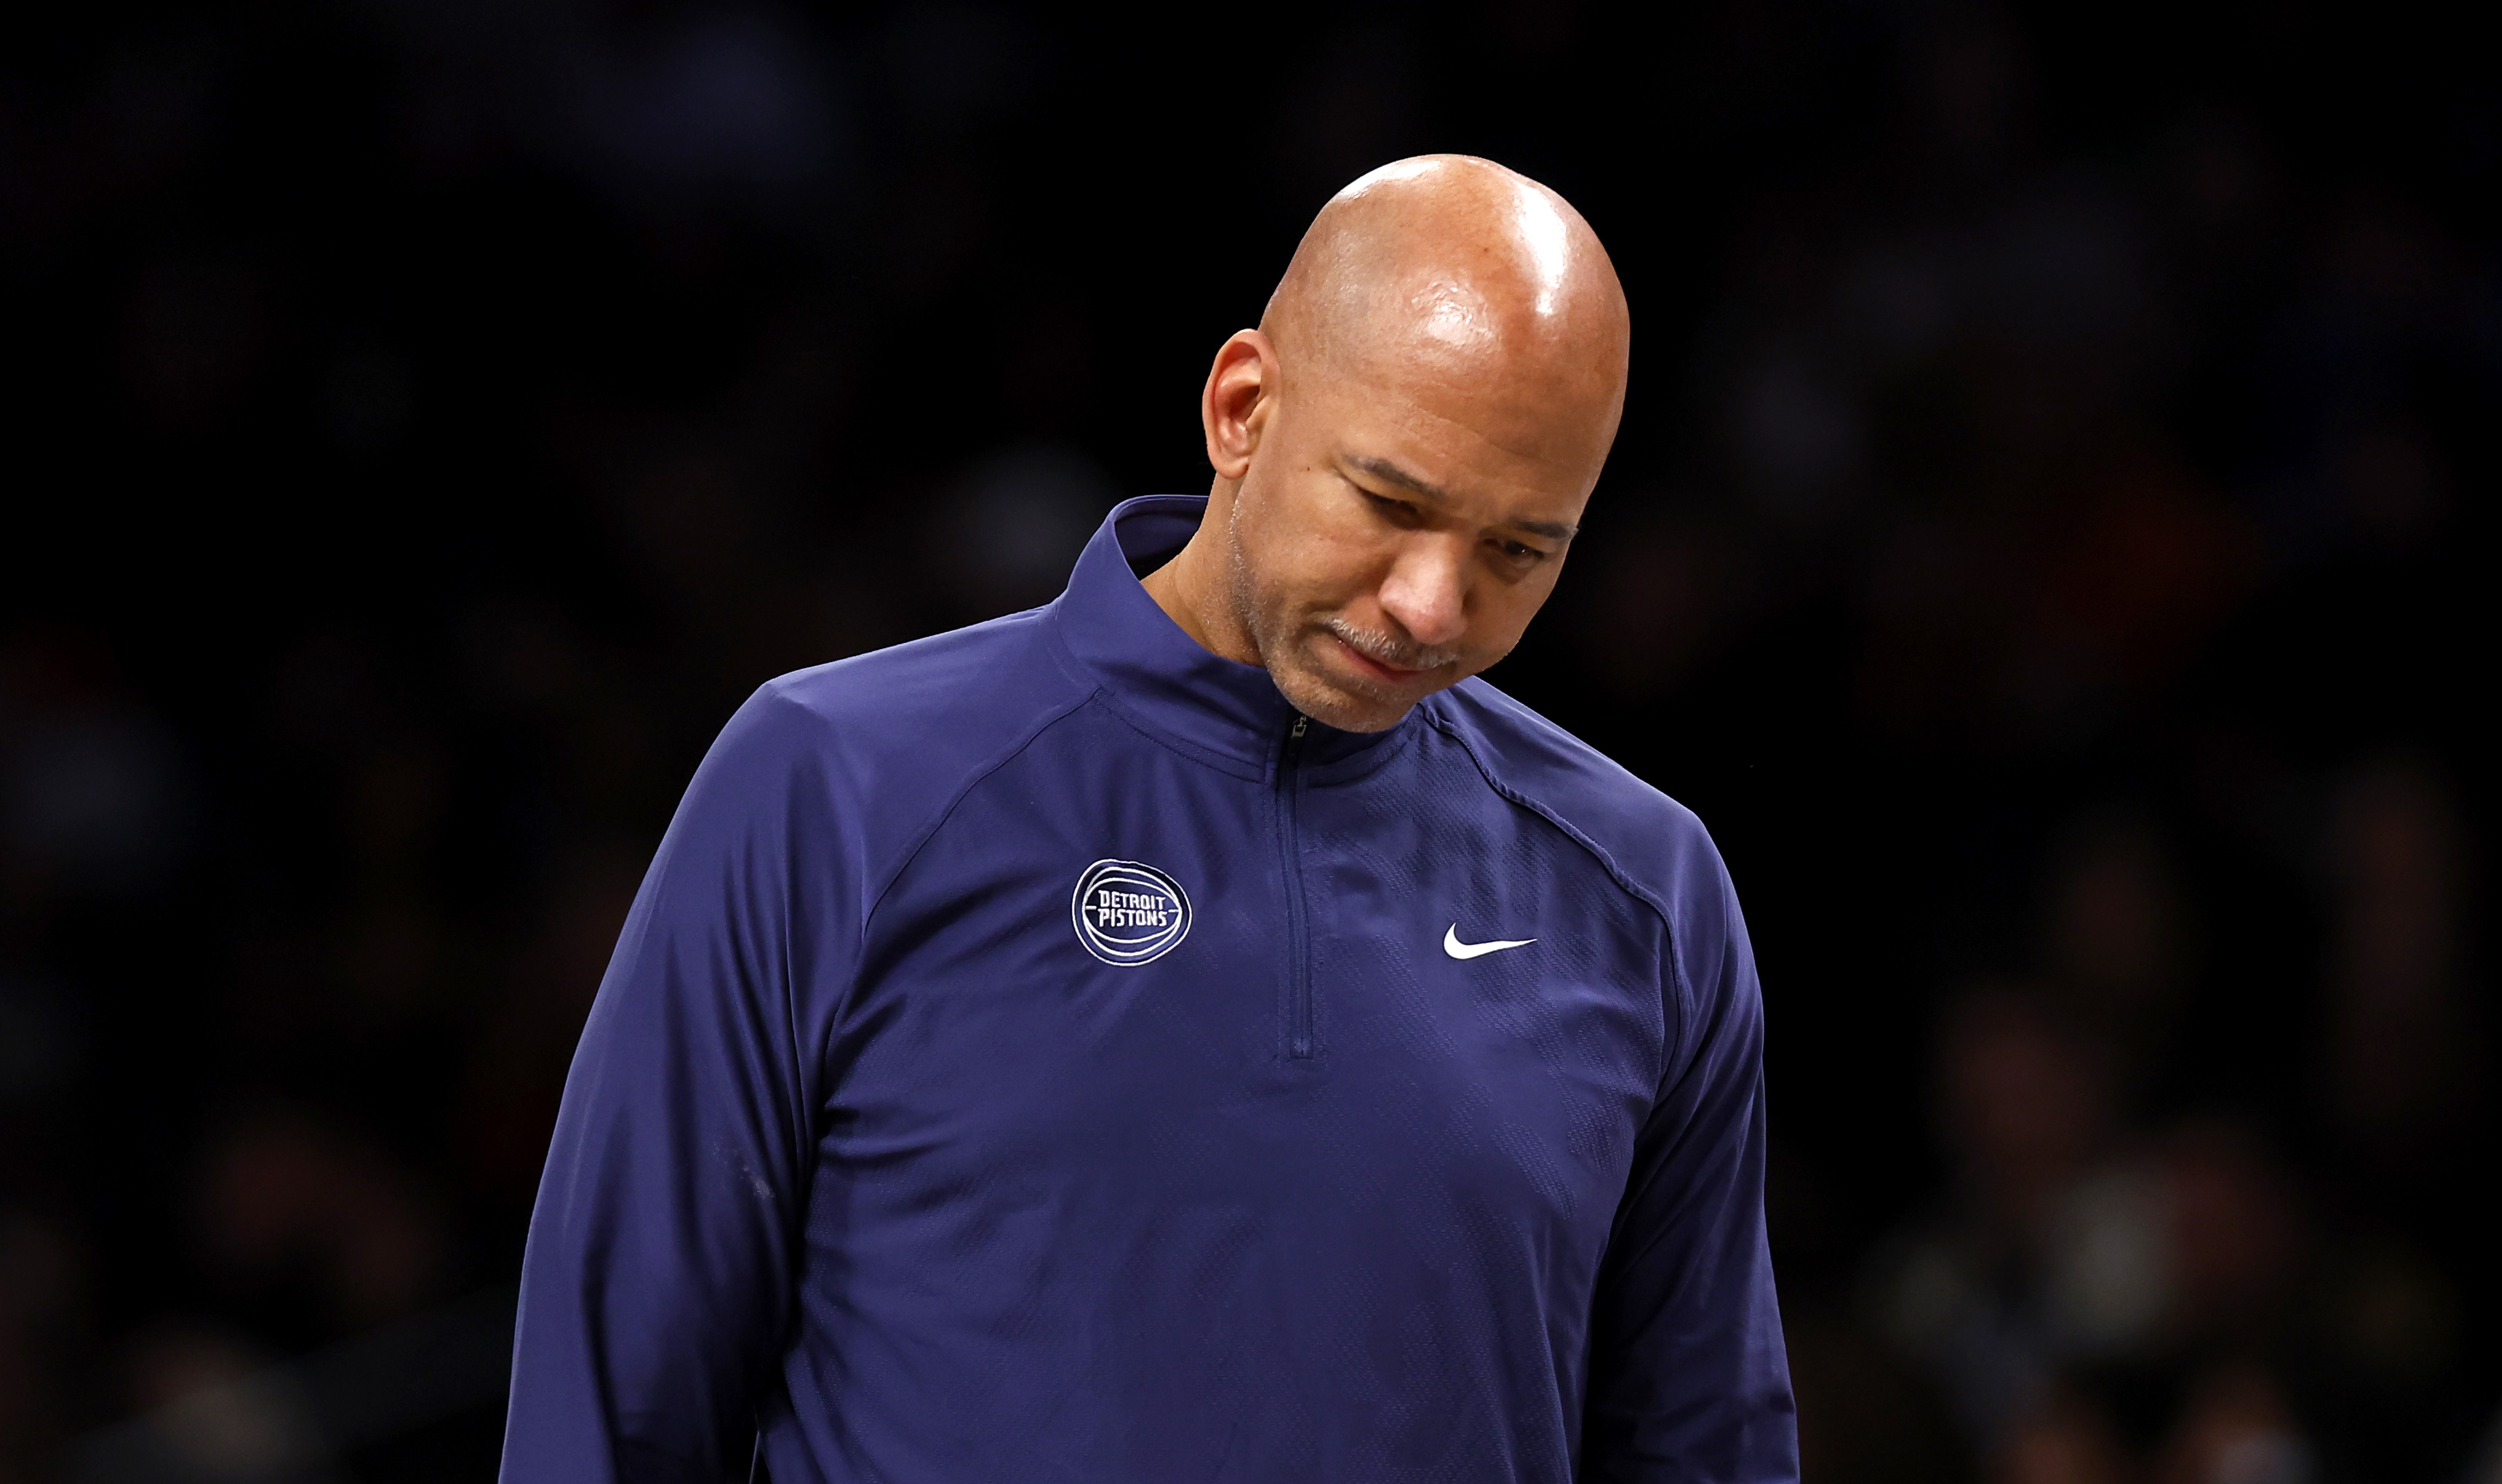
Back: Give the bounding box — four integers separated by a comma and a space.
1139, 482, 1263, 666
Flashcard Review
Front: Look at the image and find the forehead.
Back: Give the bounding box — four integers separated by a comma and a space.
1297, 333, 1619, 502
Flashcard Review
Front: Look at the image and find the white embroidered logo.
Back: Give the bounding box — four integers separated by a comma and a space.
1072, 859, 1193, 966
1443, 924, 1536, 960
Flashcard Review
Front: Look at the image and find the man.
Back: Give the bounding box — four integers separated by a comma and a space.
503, 155, 1797, 1482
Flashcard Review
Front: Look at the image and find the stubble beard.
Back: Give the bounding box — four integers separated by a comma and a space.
1223, 495, 1467, 731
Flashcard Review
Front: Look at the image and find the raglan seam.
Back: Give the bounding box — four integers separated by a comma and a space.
757, 672, 1096, 1098
1417, 704, 1697, 1091
1422, 692, 1773, 1398
853, 689, 1098, 943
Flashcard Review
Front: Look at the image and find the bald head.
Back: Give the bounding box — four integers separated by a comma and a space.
1261, 155, 1630, 466
1141, 155, 1631, 732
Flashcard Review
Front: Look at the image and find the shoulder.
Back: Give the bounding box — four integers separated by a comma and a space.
689, 608, 1094, 847
1424, 679, 1729, 909
754, 607, 1084, 750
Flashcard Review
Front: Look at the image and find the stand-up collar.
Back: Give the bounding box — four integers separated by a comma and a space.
1049, 495, 1412, 779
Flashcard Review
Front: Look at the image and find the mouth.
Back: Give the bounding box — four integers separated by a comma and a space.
1326, 631, 1436, 686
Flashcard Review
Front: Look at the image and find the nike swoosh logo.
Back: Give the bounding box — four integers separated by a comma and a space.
1444, 924, 1537, 960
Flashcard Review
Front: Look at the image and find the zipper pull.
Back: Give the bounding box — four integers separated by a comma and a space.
1289, 715, 1309, 741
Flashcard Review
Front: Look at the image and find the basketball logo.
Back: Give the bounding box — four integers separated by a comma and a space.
1070, 858, 1193, 966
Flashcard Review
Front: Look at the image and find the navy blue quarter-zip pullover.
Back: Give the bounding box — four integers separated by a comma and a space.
502, 495, 1797, 1483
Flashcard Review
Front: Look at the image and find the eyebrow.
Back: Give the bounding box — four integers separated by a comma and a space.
1345, 455, 1580, 542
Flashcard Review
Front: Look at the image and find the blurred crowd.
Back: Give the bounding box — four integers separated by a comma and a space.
2, 1, 2494, 1480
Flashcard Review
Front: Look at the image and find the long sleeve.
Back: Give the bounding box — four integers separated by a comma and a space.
1580, 853, 1798, 1482
501, 688, 848, 1483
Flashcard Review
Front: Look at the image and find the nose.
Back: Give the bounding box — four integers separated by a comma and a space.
1375, 536, 1469, 651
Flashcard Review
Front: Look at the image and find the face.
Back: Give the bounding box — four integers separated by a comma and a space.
1208, 328, 1614, 732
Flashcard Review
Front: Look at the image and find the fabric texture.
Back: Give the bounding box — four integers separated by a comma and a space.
501, 495, 1798, 1483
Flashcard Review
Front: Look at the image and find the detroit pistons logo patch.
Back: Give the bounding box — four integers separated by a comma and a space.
1071, 858, 1193, 966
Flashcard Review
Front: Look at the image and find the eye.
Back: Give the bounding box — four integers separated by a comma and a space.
1362, 491, 1423, 525
1495, 538, 1547, 564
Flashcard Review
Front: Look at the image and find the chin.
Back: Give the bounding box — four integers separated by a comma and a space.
1254, 619, 1452, 732
1298, 691, 1409, 734
1273, 662, 1433, 734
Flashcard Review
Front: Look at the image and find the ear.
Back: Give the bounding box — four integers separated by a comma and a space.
1202, 330, 1279, 481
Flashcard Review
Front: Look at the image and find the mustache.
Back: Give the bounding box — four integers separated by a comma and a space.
1324, 617, 1460, 674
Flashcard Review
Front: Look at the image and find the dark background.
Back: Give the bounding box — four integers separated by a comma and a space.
3, 2, 2495, 1480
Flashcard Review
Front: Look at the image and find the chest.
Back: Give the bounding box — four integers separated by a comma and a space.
823, 718, 1669, 1228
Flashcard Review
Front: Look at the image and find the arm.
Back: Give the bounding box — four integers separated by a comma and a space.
1582, 852, 1799, 1483
501, 688, 847, 1483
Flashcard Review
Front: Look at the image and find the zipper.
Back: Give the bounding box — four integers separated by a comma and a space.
1277, 714, 1314, 1059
